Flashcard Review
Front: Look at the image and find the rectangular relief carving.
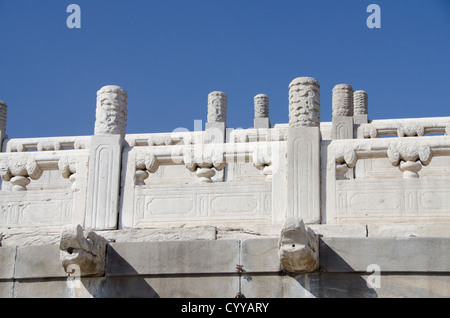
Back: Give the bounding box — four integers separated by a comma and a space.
287, 127, 320, 223
133, 182, 271, 226
419, 191, 450, 210
0, 190, 73, 228
356, 156, 450, 180
333, 179, 450, 222
145, 196, 195, 216
210, 195, 258, 215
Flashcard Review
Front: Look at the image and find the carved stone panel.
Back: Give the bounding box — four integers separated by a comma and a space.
85, 135, 123, 230
0, 189, 73, 228
331, 179, 450, 223
287, 127, 320, 223
132, 182, 272, 227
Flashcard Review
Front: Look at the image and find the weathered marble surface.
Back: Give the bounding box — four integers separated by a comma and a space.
1, 79, 450, 297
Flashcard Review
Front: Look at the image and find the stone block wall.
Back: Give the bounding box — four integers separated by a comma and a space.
2, 237, 450, 297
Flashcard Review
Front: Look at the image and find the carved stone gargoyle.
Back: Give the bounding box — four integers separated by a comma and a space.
278, 217, 319, 274
59, 224, 107, 277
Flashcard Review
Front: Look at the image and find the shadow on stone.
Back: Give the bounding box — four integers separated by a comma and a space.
98, 244, 160, 298
294, 239, 378, 298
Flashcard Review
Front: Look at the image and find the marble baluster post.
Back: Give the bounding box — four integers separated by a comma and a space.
287, 77, 321, 223
85, 85, 127, 230
254, 94, 270, 129
332, 84, 354, 140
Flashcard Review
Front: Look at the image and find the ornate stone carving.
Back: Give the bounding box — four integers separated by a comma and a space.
148, 135, 172, 146
0, 155, 43, 191
207, 91, 227, 123
9, 142, 25, 152
94, 85, 127, 137
397, 125, 425, 137
253, 144, 272, 181
184, 145, 225, 183
135, 152, 159, 185
387, 142, 432, 178
335, 145, 357, 180
60, 224, 107, 277
136, 152, 159, 173
332, 84, 354, 117
254, 94, 269, 118
37, 140, 62, 151
266, 128, 288, 142
288, 77, 320, 127
74, 139, 88, 150
353, 90, 368, 115
58, 155, 77, 189
278, 217, 319, 274
0, 100, 7, 133
362, 126, 379, 138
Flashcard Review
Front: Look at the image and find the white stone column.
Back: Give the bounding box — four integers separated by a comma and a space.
205, 91, 227, 181
205, 91, 227, 143
0, 100, 7, 152
353, 90, 368, 125
287, 77, 321, 224
253, 94, 270, 129
85, 85, 127, 230
332, 84, 354, 140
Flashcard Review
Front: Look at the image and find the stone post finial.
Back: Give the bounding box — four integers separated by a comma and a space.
0, 100, 7, 134
288, 77, 320, 128
353, 90, 368, 115
332, 84, 354, 117
207, 91, 227, 124
353, 90, 368, 126
254, 94, 269, 119
254, 94, 270, 129
94, 85, 127, 137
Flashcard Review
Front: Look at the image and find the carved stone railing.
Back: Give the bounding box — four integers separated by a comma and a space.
4, 136, 91, 152
120, 138, 281, 228
1, 79, 450, 232
0, 148, 90, 228
331, 136, 450, 179
356, 117, 450, 138
325, 136, 450, 224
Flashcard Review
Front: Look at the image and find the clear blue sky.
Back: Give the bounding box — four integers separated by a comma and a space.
0, 0, 449, 138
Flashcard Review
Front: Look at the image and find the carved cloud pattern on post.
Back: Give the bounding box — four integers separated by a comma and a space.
254, 94, 269, 119
332, 84, 354, 117
288, 77, 320, 128
353, 90, 368, 115
207, 91, 227, 123
94, 85, 128, 137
